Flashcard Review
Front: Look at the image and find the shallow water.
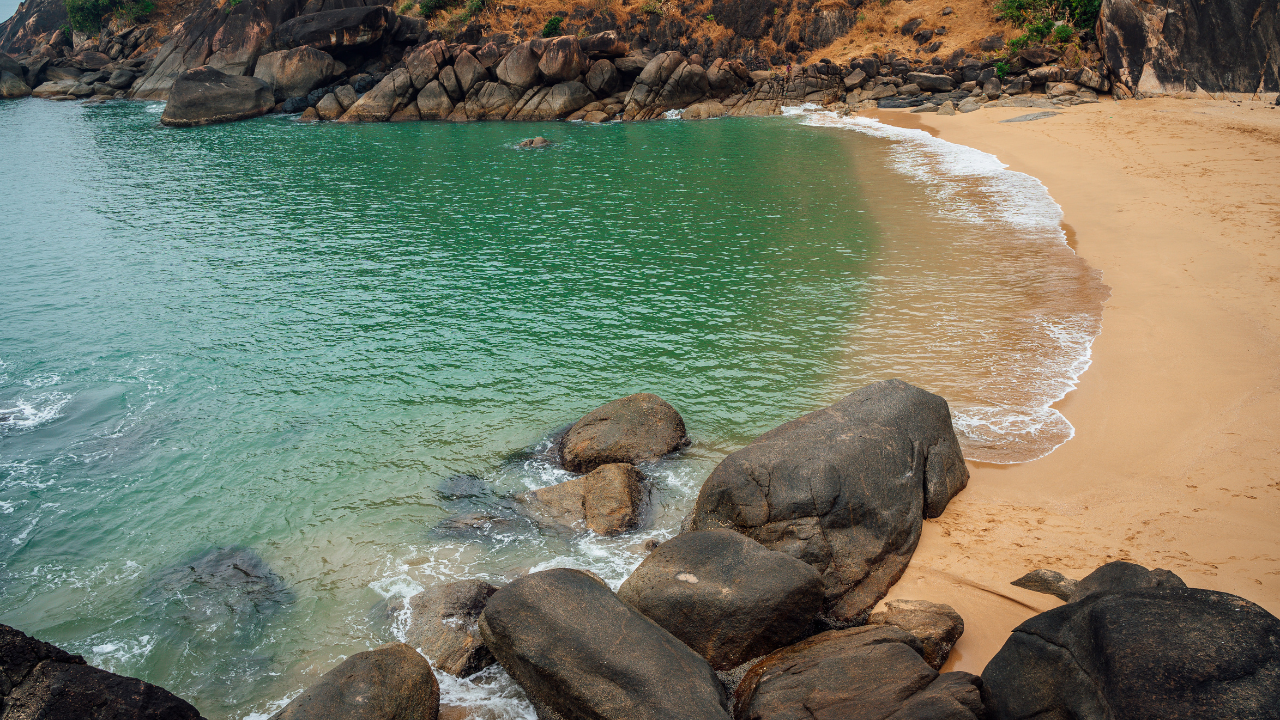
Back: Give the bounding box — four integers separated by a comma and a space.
0, 99, 1104, 719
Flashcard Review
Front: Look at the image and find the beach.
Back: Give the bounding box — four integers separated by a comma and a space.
872, 98, 1280, 674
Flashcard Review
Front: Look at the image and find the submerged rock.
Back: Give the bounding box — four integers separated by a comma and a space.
517, 463, 646, 536
687, 379, 968, 624
271, 642, 439, 720
405, 579, 499, 677
0, 70, 30, 98
559, 393, 689, 473
518, 136, 550, 148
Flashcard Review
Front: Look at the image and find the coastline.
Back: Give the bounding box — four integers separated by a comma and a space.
870, 97, 1280, 674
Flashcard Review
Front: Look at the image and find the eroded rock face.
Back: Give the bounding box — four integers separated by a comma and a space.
537, 36, 589, 83
687, 379, 968, 624
405, 580, 499, 677
734, 625, 985, 720
267, 5, 394, 53
982, 583, 1280, 720
867, 599, 965, 670
0, 624, 205, 720
271, 642, 440, 720
477, 568, 731, 720
338, 67, 412, 122
585, 59, 620, 95
252, 46, 336, 102
0, 0, 67, 54
559, 393, 689, 473
495, 41, 542, 89
616, 529, 824, 670
1098, 0, 1280, 94
161, 66, 274, 127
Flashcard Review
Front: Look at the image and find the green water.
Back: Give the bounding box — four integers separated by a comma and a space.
0, 100, 885, 717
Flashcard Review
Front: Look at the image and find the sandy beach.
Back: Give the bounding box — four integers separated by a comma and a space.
872, 97, 1280, 674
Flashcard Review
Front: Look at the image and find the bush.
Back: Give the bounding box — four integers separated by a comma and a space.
120, 0, 155, 21
705, 13, 714, 22
65, 0, 113, 31
995, 0, 1098, 33
419, 0, 453, 16
640, 1, 659, 14
994, 60, 1010, 77
466, 0, 483, 15
1052, 23, 1074, 43
1006, 34, 1030, 53
541, 15, 563, 36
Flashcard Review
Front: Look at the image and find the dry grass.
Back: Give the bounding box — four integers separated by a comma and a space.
812, 0, 1018, 63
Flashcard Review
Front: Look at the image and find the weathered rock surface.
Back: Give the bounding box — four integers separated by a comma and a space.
0, 0, 66, 55
983, 573, 1280, 720
0, 70, 30, 98
161, 66, 274, 127
495, 41, 542, 89
687, 379, 968, 623
517, 462, 645, 536
559, 393, 689, 473
867, 599, 965, 670
585, 59, 620, 95
271, 642, 439, 720
267, 5, 394, 53
477, 568, 731, 720
0, 624, 205, 720
616, 529, 824, 670
538, 36, 590, 83
735, 625, 985, 720
1098, 0, 1279, 95
416, 81, 454, 120
405, 579, 499, 677
339, 67, 412, 122
1066, 559, 1187, 602
1010, 568, 1078, 601
252, 46, 336, 102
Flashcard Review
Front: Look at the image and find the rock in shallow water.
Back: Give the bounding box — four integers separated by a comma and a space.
160, 66, 273, 127
270, 642, 439, 720
559, 393, 689, 473
405, 579, 499, 677
516, 462, 646, 536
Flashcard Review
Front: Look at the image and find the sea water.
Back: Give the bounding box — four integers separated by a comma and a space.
0, 98, 1105, 719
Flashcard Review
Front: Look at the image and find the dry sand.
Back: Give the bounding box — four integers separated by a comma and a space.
870, 97, 1280, 674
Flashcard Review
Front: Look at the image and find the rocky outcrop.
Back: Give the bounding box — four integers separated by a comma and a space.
867, 599, 965, 670
516, 462, 646, 536
0, 0, 66, 55
252, 46, 338, 102
687, 379, 968, 624
338, 66, 412, 122
477, 568, 731, 720
559, 393, 689, 473
271, 642, 439, 720
0, 70, 29, 98
0, 624, 204, 720
734, 625, 985, 720
266, 5, 394, 53
1066, 559, 1187, 602
161, 66, 274, 127
616, 529, 824, 670
405, 580, 498, 677
983, 564, 1280, 720
1098, 0, 1279, 95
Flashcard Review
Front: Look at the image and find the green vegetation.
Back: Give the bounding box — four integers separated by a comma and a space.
399, 1, 413, 13
640, 1, 660, 14
65, 0, 154, 31
994, 0, 1100, 42
466, 0, 484, 15
419, 0, 455, 16
705, 13, 714, 22
994, 60, 1011, 77
541, 15, 563, 36
1052, 23, 1074, 42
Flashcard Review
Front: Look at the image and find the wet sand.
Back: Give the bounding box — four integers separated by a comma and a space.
872, 98, 1280, 674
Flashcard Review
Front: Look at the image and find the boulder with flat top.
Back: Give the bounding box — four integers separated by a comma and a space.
160, 66, 273, 127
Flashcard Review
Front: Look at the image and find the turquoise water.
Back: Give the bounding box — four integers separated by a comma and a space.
0, 99, 1104, 719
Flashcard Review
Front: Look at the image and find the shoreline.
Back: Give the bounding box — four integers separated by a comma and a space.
870, 97, 1280, 674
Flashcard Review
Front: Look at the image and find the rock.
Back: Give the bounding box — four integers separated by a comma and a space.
1067, 560, 1187, 603
1027, 65, 1065, 84
297, 106, 319, 122
1046, 81, 1079, 97
980, 34, 1005, 51
405, 580, 498, 677
338, 67, 412, 122
957, 96, 982, 113
69, 83, 94, 97
161, 66, 274, 127
1076, 66, 1111, 92
464, 81, 519, 120
271, 642, 439, 720
579, 30, 629, 58
404, 40, 446, 90
682, 100, 726, 120
0, 0, 66, 56
0, 624, 204, 720
334, 83, 358, 110
438, 66, 462, 102
267, 6, 395, 53
453, 51, 487, 95
901, 18, 925, 36
843, 68, 866, 89
416, 80, 454, 120
315, 92, 342, 120
1018, 46, 1061, 67
518, 136, 550, 148
864, 83, 899, 100
735, 625, 985, 720
495, 40, 542, 89
583, 110, 609, 122
559, 393, 689, 474
390, 103, 419, 122
106, 69, 136, 89
75, 51, 111, 69
538, 36, 589, 83
616, 529, 823, 670
1011, 568, 1078, 600
907, 71, 953, 92
253, 46, 336, 102
898, 83, 922, 96
983, 77, 1002, 99
477, 568, 731, 720
517, 463, 645, 536
1100, 0, 1279, 95
913, 28, 935, 45
30, 78, 77, 97
686, 379, 968, 624
0, 70, 29, 98
868, 599, 964, 670
911, 103, 941, 112
585, 59, 619, 95
982, 580, 1280, 719
44, 66, 82, 82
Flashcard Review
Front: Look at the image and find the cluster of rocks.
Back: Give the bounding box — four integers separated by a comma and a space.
0, 23, 156, 101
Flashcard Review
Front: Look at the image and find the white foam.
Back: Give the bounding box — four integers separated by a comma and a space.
240, 689, 305, 720
0, 391, 72, 431
434, 663, 537, 720
88, 634, 157, 672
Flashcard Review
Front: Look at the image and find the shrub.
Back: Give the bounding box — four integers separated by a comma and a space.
1006, 33, 1030, 52
541, 15, 563, 36
705, 13, 714, 22
419, 0, 453, 16
399, 1, 412, 12
1052, 23, 1074, 43
466, 0, 483, 15
994, 60, 1010, 77
65, 0, 113, 31
995, 0, 1098, 33
640, 0, 659, 13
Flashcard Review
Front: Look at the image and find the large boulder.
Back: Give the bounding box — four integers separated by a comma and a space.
579, 30, 629, 58
1098, 0, 1280, 94
735, 625, 985, 720
867, 599, 965, 670
271, 642, 439, 720
495, 40, 542, 89
686, 379, 969, 624
0, 70, 30, 98
416, 80, 454, 120
907, 71, 954, 92
338, 67, 413, 122
616, 529, 824, 670
267, 5, 395, 52
982, 570, 1280, 719
403, 40, 446, 89
252, 46, 337, 102
405, 579, 499, 677
517, 463, 645, 536
452, 51, 488, 96
559, 393, 689, 473
0, 624, 204, 720
585, 59, 620, 95
477, 568, 731, 720
161, 66, 274, 127
537, 36, 589, 83
1066, 559, 1187, 602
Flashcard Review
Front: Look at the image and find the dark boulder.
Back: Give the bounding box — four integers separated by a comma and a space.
686, 379, 968, 624
616, 529, 824, 670
477, 568, 731, 720
1099, 0, 1279, 94
585, 58, 620, 95
983, 578, 1280, 719
75, 51, 112, 70
0, 624, 204, 720
106, 69, 137, 89
559, 393, 689, 473
735, 625, 985, 720
161, 66, 274, 127
907, 71, 954, 92
267, 6, 395, 52
579, 30, 629, 58
1066, 559, 1187, 602
270, 642, 439, 720
1017, 46, 1061, 66
405, 580, 499, 677
867, 599, 965, 670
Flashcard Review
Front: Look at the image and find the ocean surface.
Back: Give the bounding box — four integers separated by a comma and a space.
0, 98, 1107, 719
